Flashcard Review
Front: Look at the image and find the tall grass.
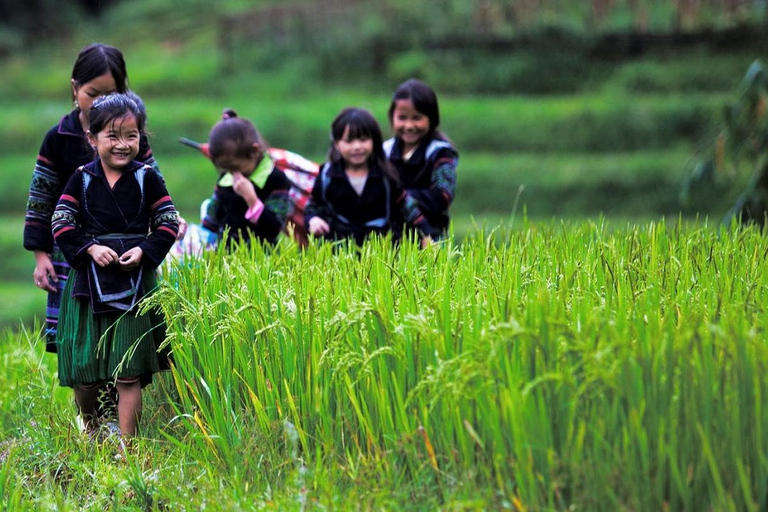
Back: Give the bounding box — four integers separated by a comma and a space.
148, 220, 768, 509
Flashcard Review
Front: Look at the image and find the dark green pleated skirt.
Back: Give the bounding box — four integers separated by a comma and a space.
57, 268, 167, 388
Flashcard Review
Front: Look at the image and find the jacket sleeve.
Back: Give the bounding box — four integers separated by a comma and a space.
248, 170, 291, 241
406, 147, 458, 217
392, 180, 440, 238
50, 170, 97, 268
23, 129, 63, 253
304, 170, 332, 226
139, 169, 180, 268
137, 134, 165, 179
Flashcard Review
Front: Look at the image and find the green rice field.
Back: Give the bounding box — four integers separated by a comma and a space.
2, 220, 767, 510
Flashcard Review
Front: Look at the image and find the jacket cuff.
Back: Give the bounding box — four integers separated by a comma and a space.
244, 198, 265, 223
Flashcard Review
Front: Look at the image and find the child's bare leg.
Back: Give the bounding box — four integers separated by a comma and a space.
74, 383, 100, 431
115, 378, 142, 437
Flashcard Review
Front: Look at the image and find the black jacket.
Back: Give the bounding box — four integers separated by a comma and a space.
24, 109, 157, 253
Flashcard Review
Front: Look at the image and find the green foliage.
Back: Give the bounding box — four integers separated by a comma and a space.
0, 284, 44, 334
0, 217, 46, 331
3, 2, 768, 507
4, 222, 768, 507
682, 59, 768, 223
0, 0, 84, 54
611, 52, 749, 94
456, 149, 700, 217
0, 91, 724, 213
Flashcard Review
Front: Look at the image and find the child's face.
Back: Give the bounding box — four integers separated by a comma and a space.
391, 99, 430, 150
334, 125, 373, 169
87, 113, 140, 174
72, 72, 118, 122
213, 144, 260, 177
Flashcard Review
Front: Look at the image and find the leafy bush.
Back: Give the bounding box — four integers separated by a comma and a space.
150, 222, 768, 510
682, 59, 768, 225
611, 53, 752, 93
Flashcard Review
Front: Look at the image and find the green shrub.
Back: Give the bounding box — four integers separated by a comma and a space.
150, 221, 768, 509
611, 54, 751, 94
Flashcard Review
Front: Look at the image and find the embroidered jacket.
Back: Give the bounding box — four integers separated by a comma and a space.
24, 110, 158, 253
305, 161, 438, 246
384, 136, 458, 234
52, 160, 178, 310
201, 154, 292, 246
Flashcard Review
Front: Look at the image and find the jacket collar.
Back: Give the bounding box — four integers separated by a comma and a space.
83, 158, 144, 178
217, 153, 274, 189
326, 160, 384, 177
389, 137, 427, 165
58, 110, 85, 137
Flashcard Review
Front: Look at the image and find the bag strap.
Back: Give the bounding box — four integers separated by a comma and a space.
383, 137, 451, 164
81, 165, 148, 230
320, 162, 332, 203
383, 138, 395, 158
81, 165, 147, 196
424, 140, 453, 162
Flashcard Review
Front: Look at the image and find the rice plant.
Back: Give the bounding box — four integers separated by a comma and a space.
150, 218, 768, 509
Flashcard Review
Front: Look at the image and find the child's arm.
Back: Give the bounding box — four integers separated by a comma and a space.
139, 170, 180, 268
243, 171, 291, 242
51, 170, 100, 268
406, 148, 458, 215
26, 133, 63, 291
24, 134, 62, 254
393, 184, 440, 240
137, 135, 161, 177
304, 176, 332, 236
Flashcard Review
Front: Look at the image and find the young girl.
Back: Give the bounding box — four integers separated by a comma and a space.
201, 112, 293, 247
305, 107, 438, 246
385, 78, 459, 239
52, 94, 179, 438
24, 43, 167, 352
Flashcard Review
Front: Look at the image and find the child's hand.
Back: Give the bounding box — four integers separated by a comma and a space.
308, 217, 330, 235
420, 235, 434, 249
231, 172, 257, 204
118, 247, 143, 270
176, 216, 188, 240
33, 251, 59, 292
87, 244, 120, 267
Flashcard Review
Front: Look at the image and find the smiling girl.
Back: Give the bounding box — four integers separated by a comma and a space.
200, 112, 294, 248
306, 107, 437, 246
51, 93, 179, 440
23, 43, 167, 351
385, 79, 459, 239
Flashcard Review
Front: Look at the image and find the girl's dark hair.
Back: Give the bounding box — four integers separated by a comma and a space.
387, 78, 445, 141
125, 91, 147, 121
71, 43, 129, 99
88, 93, 146, 135
208, 109, 268, 162
330, 107, 398, 182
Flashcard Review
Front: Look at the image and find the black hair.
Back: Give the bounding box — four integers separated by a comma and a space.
124, 91, 147, 121
208, 109, 268, 162
329, 107, 398, 182
88, 93, 146, 135
387, 78, 445, 141
71, 43, 129, 100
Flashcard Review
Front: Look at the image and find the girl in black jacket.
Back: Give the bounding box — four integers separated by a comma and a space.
306, 107, 437, 246
385, 79, 458, 239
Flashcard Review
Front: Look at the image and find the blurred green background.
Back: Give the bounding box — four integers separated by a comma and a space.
2, 0, 767, 330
